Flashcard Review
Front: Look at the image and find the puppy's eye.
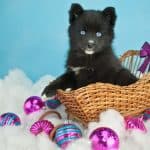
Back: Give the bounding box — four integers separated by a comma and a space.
80, 30, 86, 35
96, 32, 102, 37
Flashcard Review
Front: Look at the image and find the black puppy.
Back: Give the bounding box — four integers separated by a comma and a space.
42, 3, 137, 97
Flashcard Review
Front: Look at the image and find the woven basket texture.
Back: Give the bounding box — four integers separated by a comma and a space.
57, 74, 150, 125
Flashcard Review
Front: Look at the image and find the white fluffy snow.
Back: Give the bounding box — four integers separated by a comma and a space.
0, 69, 150, 150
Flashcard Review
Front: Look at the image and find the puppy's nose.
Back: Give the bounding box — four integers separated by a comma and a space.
88, 40, 95, 49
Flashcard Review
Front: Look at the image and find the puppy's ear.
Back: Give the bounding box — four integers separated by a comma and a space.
103, 7, 116, 27
69, 3, 84, 24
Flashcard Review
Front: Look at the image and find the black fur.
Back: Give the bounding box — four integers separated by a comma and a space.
42, 3, 137, 97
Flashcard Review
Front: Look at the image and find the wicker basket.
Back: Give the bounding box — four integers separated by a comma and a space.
57, 74, 150, 125
57, 50, 150, 126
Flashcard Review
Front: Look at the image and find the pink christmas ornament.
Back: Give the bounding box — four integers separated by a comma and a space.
30, 110, 61, 136
124, 116, 147, 132
89, 127, 119, 150
24, 96, 45, 114
30, 120, 54, 135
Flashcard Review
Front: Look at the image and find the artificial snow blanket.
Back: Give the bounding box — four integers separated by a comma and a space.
0, 69, 150, 150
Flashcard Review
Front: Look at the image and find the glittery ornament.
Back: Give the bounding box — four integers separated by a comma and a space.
24, 96, 45, 114
124, 116, 147, 132
0, 112, 21, 126
89, 127, 119, 150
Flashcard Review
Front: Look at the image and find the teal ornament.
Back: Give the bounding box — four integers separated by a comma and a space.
143, 108, 150, 121
45, 98, 61, 109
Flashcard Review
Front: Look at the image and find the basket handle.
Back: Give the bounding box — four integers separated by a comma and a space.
39, 110, 62, 121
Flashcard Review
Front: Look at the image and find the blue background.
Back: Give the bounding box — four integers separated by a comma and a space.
0, 0, 149, 81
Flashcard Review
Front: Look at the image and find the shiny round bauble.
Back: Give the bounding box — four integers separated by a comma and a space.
89, 127, 119, 150
24, 96, 45, 114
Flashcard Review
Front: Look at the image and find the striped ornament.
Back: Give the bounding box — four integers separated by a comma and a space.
0, 112, 21, 126
53, 124, 82, 149
30, 120, 54, 135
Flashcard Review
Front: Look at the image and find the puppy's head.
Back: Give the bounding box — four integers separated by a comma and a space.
68, 3, 116, 55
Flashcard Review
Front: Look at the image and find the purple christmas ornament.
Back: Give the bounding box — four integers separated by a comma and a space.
124, 116, 147, 132
24, 96, 45, 114
89, 127, 119, 150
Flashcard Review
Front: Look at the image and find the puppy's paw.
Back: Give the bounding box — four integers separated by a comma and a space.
41, 84, 57, 97
115, 69, 138, 86
127, 75, 138, 85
